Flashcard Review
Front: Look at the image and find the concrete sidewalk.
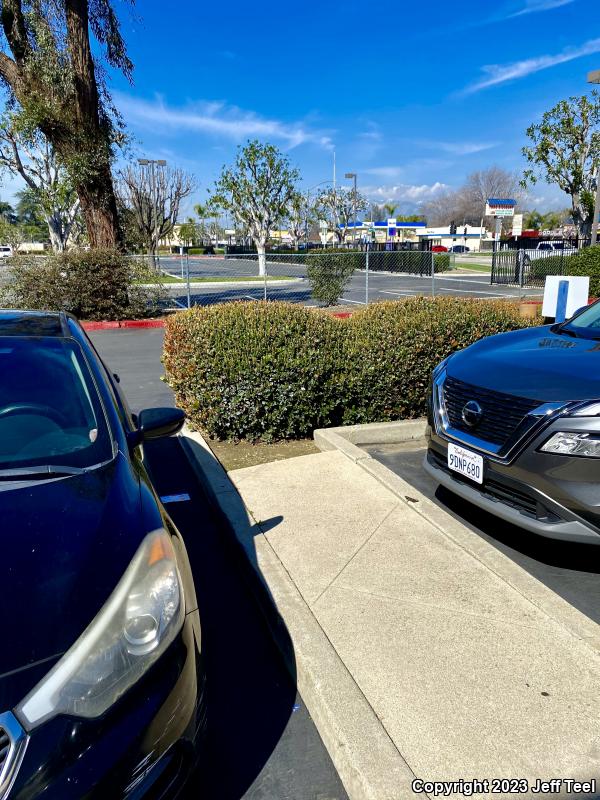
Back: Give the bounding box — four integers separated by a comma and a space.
182, 427, 600, 800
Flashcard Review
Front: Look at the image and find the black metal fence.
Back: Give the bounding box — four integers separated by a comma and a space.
491, 240, 581, 288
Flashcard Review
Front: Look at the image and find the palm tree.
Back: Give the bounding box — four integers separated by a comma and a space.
383, 203, 397, 219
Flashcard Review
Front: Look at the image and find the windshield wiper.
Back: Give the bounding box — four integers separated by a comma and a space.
0, 465, 86, 480
558, 326, 580, 338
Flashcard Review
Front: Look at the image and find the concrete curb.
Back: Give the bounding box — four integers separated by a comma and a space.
314, 420, 600, 655
82, 319, 165, 331
178, 424, 417, 800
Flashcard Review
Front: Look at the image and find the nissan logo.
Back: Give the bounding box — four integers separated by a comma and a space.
462, 400, 483, 428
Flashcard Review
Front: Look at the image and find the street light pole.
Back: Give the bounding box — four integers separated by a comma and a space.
304, 179, 333, 247
138, 157, 167, 266
345, 172, 357, 246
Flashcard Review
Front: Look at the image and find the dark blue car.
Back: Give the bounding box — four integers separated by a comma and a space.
0, 310, 205, 799
426, 300, 600, 544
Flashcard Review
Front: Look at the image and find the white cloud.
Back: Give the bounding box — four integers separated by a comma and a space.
114, 92, 334, 151
462, 37, 600, 94
416, 140, 498, 155
363, 182, 449, 203
508, 0, 574, 17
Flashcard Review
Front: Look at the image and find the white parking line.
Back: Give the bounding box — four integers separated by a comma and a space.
343, 298, 366, 305
380, 290, 418, 296
438, 287, 516, 297
435, 275, 492, 281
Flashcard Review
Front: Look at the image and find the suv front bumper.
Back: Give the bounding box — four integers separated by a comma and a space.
426, 369, 600, 544
424, 439, 600, 543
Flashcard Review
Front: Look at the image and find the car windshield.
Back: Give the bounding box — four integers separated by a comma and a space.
561, 302, 600, 339
0, 336, 113, 471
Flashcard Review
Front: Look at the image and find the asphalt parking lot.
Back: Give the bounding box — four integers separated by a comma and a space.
89, 329, 347, 800
364, 441, 600, 626
157, 255, 537, 308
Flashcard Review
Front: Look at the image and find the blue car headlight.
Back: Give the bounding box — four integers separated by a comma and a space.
16, 530, 185, 730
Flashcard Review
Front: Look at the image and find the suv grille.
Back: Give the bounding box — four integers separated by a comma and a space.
0, 713, 27, 800
0, 728, 8, 773
443, 376, 540, 447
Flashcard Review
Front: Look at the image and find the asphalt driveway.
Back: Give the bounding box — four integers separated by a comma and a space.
364, 440, 600, 626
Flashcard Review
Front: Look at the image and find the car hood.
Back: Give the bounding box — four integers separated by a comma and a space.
0, 453, 143, 700
447, 325, 600, 402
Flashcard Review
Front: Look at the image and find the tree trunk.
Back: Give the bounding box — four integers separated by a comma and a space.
256, 242, 266, 276
75, 159, 121, 249
47, 217, 66, 251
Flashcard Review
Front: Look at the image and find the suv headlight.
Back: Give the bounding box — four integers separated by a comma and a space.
432, 355, 452, 380
571, 402, 600, 417
16, 530, 184, 730
541, 432, 600, 457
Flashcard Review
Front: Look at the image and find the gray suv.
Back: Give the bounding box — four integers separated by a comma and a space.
425, 300, 600, 544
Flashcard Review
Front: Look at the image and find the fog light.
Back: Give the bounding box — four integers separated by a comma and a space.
541, 432, 600, 457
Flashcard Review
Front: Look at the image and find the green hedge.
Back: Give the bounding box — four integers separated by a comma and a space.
163, 298, 535, 441
528, 246, 600, 294
561, 245, 600, 296
0, 249, 165, 320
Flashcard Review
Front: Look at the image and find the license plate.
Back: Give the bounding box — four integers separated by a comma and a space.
447, 442, 483, 484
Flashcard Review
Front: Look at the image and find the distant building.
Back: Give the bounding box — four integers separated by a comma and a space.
418, 224, 489, 251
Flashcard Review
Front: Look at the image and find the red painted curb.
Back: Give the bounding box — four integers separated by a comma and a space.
81, 319, 165, 331
121, 319, 165, 329
333, 312, 352, 319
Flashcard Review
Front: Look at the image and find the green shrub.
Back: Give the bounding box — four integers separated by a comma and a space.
526, 246, 600, 292
560, 245, 600, 296
528, 252, 577, 283
163, 298, 535, 441
306, 252, 360, 305
163, 302, 343, 441
1, 249, 165, 320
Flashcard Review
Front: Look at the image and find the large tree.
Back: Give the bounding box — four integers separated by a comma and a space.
286, 192, 314, 249
522, 92, 600, 236
118, 163, 195, 254
0, 120, 80, 249
210, 140, 299, 275
0, 0, 132, 248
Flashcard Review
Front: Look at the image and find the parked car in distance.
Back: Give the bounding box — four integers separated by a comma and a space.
500, 240, 578, 264
431, 245, 448, 253
425, 299, 600, 544
449, 245, 470, 253
0, 246, 13, 258
0, 310, 206, 799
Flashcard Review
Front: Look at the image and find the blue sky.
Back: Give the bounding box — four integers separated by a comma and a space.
7, 0, 600, 216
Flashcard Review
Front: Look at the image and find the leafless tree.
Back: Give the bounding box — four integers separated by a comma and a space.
118, 164, 195, 253
422, 167, 522, 228
461, 167, 521, 222
317, 187, 368, 243
0, 122, 80, 250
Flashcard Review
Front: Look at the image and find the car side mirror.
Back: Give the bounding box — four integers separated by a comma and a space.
137, 407, 185, 440
571, 306, 587, 318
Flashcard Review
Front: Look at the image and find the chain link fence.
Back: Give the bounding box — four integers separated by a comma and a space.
491, 241, 581, 288
153, 249, 470, 309
1, 248, 538, 314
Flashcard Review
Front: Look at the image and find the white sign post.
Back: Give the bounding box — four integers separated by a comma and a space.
512, 214, 523, 238
485, 202, 516, 218
542, 275, 589, 320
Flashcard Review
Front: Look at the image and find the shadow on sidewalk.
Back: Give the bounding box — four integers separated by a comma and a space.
145, 435, 313, 799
